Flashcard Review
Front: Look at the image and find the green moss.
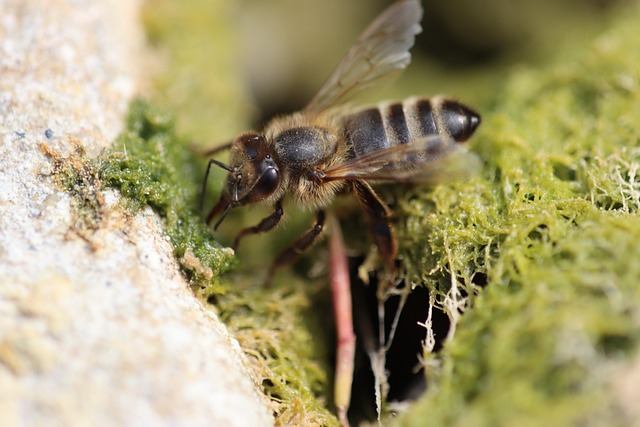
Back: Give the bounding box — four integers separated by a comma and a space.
396, 3, 640, 426
213, 275, 339, 426
39, 140, 108, 241
41, 99, 236, 292
95, 100, 234, 292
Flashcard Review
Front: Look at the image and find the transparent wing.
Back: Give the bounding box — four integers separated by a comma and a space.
304, 0, 423, 113
323, 136, 482, 185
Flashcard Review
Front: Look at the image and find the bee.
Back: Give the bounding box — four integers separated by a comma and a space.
202, 0, 481, 283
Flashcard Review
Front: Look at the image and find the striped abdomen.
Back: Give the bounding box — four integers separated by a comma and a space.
340, 97, 480, 158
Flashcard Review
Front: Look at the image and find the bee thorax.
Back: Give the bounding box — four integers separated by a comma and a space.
273, 126, 336, 170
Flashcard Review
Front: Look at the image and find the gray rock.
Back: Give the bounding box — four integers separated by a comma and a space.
0, 1, 273, 426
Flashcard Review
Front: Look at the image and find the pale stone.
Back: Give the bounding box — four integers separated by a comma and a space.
0, 1, 273, 426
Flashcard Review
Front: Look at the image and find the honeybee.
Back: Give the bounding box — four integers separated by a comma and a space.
202, 0, 481, 282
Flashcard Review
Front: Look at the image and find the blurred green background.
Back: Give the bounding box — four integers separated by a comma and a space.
143, 0, 622, 142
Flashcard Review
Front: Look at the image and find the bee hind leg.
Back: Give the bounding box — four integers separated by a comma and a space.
351, 181, 398, 275
352, 179, 399, 351
265, 209, 326, 286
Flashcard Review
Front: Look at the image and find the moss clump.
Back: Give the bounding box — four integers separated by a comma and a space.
41, 99, 235, 291
213, 275, 339, 426
96, 100, 236, 292
396, 3, 640, 426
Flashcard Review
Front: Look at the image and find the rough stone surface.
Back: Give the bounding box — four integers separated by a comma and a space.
0, 1, 273, 426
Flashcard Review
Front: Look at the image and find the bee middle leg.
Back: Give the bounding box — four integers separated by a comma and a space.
232, 200, 284, 251
265, 209, 326, 286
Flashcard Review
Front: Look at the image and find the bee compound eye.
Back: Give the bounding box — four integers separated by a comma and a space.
253, 167, 279, 199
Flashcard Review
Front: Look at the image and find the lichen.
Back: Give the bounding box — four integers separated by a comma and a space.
39, 139, 107, 246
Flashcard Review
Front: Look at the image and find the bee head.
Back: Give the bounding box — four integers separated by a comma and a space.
209, 132, 281, 230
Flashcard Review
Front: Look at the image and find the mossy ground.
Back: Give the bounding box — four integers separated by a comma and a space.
76, 0, 640, 426
396, 3, 640, 426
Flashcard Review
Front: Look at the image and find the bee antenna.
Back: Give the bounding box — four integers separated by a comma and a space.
200, 159, 234, 210
210, 159, 233, 172
213, 178, 240, 230
213, 202, 235, 231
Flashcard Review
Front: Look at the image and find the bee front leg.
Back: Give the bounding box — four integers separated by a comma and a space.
232, 200, 284, 251
265, 210, 325, 286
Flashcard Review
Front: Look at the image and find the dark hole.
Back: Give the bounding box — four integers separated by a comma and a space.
345, 257, 450, 425
594, 196, 625, 211
472, 272, 488, 288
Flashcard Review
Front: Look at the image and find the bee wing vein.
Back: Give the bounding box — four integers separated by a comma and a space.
305, 0, 423, 113
324, 136, 481, 185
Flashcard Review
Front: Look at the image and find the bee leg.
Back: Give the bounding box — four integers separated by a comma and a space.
265, 210, 326, 286
232, 200, 284, 251
352, 180, 401, 412
351, 181, 397, 274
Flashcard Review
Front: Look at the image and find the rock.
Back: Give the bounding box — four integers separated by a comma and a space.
0, 1, 273, 426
